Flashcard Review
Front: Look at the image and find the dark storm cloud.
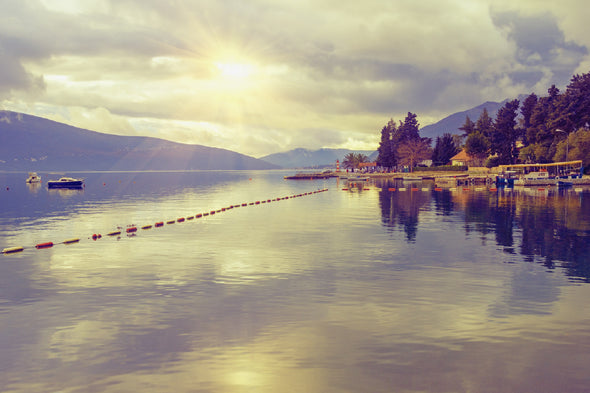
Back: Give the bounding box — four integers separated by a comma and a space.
492, 11, 588, 88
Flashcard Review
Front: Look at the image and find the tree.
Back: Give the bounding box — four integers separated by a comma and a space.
524, 87, 563, 162
432, 133, 460, 166
398, 139, 431, 171
342, 153, 369, 170
520, 93, 538, 145
554, 128, 590, 166
492, 99, 520, 164
459, 116, 476, 137
394, 112, 420, 144
563, 72, 590, 130
518, 144, 551, 164
464, 131, 490, 166
376, 119, 397, 168
548, 72, 590, 137
475, 108, 494, 139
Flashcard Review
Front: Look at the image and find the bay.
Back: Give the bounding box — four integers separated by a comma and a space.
1, 171, 590, 393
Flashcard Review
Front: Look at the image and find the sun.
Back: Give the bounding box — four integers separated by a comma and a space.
215, 62, 255, 80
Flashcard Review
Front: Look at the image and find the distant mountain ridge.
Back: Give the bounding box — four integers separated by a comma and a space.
1, 96, 524, 171
419, 95, 528, 142
0, 111, 278, 171
263, 98, 524, 168
260, 148, 377, 169
419, 101, 504, 141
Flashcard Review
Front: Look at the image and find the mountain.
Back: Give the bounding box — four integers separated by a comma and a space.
0, 111, 279, 171
419, 95, 529, 142
260, 148, 377, 169
419, 101, 505, 142
262, 97, 523, 168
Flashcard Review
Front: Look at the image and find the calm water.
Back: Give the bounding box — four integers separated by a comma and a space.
1, 171, 590, 393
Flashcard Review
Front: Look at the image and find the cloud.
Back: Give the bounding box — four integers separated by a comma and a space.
491, 10, 588, 89
1, 0, 589, 156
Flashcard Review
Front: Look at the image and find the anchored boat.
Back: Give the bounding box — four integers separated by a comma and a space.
26, 172, 41, 183
47, 177, 84, 189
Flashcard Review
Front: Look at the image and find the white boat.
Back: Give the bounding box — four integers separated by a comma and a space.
522, 171, 551, 180
47, 177, 84, 189
514, 170, 555, 186
26, 172, 41, 183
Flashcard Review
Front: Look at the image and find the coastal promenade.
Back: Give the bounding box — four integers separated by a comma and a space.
333, 168, 590, 187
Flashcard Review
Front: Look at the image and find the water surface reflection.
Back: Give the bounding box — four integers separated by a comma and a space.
376, 179, 590, 282
1, 172, 590, 392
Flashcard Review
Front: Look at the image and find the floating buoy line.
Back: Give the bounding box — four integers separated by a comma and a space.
2, 189, 329, 255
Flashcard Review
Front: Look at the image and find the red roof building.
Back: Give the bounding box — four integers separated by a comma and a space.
450, 149, 476, 166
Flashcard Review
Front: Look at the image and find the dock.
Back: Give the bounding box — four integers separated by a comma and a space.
284, 172, 337, 180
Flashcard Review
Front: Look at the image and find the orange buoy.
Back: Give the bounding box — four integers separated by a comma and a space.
489, 188, 497, 191
388, 188, 396, 191
242, 203, 248, 207
126, 227, 137, 233
411, 188, 419, 191
435, 188, 443, 191
155, 222, 164, 227
203, 212, 210, 216
196, 214, 203, 218
177, 217, 185, 222
91, 234, 101, 240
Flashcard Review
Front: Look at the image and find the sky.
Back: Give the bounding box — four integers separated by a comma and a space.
0, 0, 588, 158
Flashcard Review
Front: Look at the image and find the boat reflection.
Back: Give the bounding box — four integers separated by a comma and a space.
26, 181, 43, 193
48, 187, 85, 198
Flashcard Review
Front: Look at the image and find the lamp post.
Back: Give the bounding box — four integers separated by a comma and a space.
556, 129, 569, 161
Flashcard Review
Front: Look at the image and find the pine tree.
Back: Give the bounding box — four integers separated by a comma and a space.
376, 119, 397, 168
475, 108, 494, 139
521, 93, 538, 144
431, 133, 460, 166
395, 112, 420, 144
459, 116, 476, 137
493, 99, 520, 164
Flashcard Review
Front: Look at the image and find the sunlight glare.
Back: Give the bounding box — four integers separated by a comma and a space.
215, 62, 255, 80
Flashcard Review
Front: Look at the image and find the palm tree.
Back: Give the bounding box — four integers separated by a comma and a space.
342, 153, 369, 170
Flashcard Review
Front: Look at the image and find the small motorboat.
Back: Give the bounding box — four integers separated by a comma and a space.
26, 172, 41, 183
47, 177, 84, 189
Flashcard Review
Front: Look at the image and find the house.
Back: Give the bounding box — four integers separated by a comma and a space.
450, 149, 476, 166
